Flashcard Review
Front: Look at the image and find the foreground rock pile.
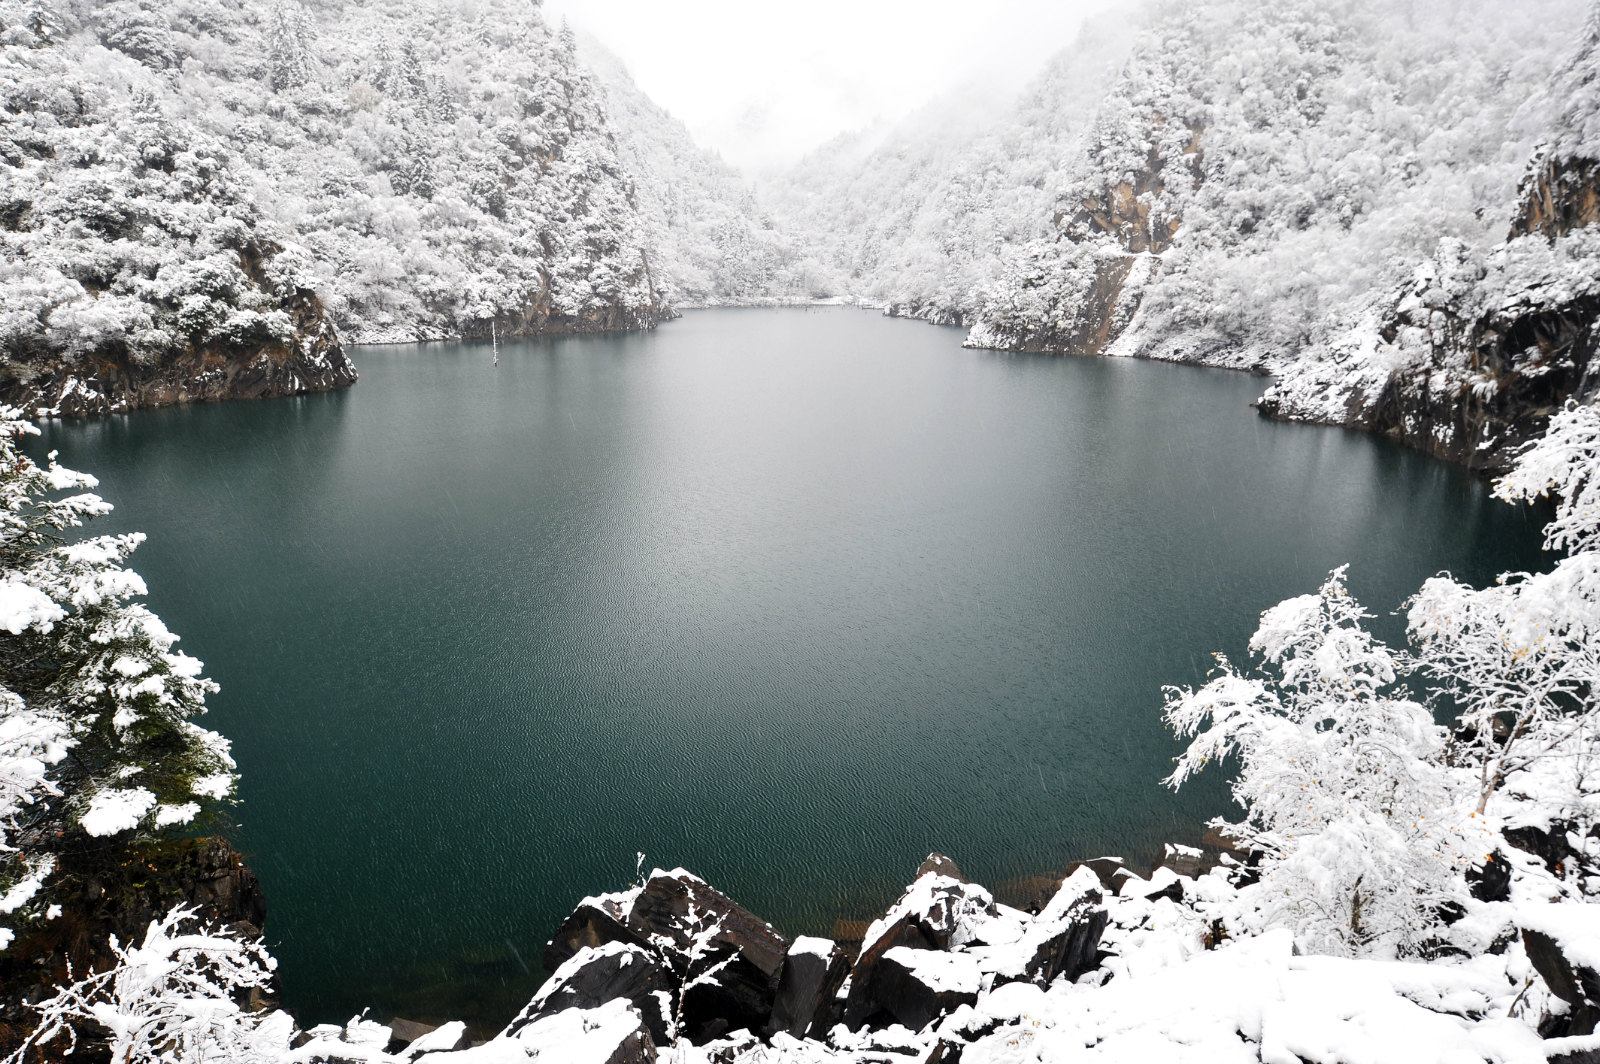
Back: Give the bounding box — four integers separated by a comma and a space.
504, 851, 1110, 1061
292, 842, 1600, 1063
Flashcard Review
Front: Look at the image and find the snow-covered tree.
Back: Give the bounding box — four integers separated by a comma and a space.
1409, 400, 1600, 822
265, 2, 313, 93
1166, 399, 1600, 955
0, 408, 235, 950
1164, 568, 1483, 956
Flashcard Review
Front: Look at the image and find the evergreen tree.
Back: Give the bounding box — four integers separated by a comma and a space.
0, 410, 235, 950
266, 1, 313, 93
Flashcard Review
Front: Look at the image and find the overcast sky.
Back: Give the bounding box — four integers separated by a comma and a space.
542, 0, 1122, 175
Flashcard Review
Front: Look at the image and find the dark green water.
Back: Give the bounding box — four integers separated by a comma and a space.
37, 308, 1549, 1027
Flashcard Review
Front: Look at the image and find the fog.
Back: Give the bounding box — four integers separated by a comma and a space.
542, 0, 1125, 174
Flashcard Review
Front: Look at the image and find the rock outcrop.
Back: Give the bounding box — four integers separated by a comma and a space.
1255, 233, 1600, 471
539, 867, 791, 1046
2, 286, 359, 419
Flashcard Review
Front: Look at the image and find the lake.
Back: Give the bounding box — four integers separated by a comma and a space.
35, 307, 1551, 1027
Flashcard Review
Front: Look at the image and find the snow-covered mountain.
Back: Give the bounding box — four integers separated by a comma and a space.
0, 0, 361, 416
762, 0, 1599, 469
1257, 7, 1600, 468
7, 0, 1600, 461
0, 0, 708, 414
579, 37, 827, 308
762, 15, 1138, 325
953, 0, 1595, 468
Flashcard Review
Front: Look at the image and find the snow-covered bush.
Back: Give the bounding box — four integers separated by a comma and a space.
0, 407, 235, 950
5, 906, 293, 1064
1410, 401, 1600, 824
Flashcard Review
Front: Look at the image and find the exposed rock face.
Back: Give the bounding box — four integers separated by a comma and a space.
1513, 156, 1600, 241
870, 947, 981, 1032
1518, 904, 1600, 1037
1023, 874, 1109, 985
765, 937, 851, 1040
538, 868, 790, 1046
544, 893, 657, 972
1256, 255, 1600, 471
842, 861, 999, 1030
968, 118, 1198, 358
1256, 22, 1600, 471
1257, 149, 1600, 471
1, 287, 358, 419
1064, 123, 1201, 257
510, 942, 676, 1045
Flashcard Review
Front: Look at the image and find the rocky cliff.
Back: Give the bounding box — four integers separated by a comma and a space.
1257, 11, 1600, 471
2, 283, 358, 418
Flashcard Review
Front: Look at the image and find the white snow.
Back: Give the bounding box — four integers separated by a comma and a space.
0, 580, 63, 635
79, 787, 157, 837
883, 947, 981, 995
791, 936, 835, 959
1517, 903, 1600, 971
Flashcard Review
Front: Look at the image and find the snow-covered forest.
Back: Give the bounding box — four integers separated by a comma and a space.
768, 0, 1600, 468
6, 0, 1599, 455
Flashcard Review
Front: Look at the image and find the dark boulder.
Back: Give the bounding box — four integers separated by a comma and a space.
540, 869, 790, 1045
1467, 850, 1512, 903
509, 942, 677, 1046
627, 869, 789, 1042
391, 1020, 469, 1055
627, 869, 788, 980
544, 892, 655, 973
765, 937, 852, 1040
386, 1018, 438, 1047
1551, 1046, 1600, 1064
1525, 929, 1600, 1036
843, 861, 998, 1030
867, 947, 981, 1032
1519, 905, 1600, 1038
503, 1000, 657, 1063
1024, 902, 1113, 985
680, 948, 786, 1043
1061, 857, 1130, 894
916, 853, 970, 883
1506, 826, 1576, 878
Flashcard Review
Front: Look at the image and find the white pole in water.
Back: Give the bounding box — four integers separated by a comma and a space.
492, 321, 499, 366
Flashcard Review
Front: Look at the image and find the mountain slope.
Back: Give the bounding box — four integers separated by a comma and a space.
0, 0, 691, 416
580, 38, 826, 307
1257, 6, 1600, 468
0, 0, 357, 415
763, 15, 1138, 325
